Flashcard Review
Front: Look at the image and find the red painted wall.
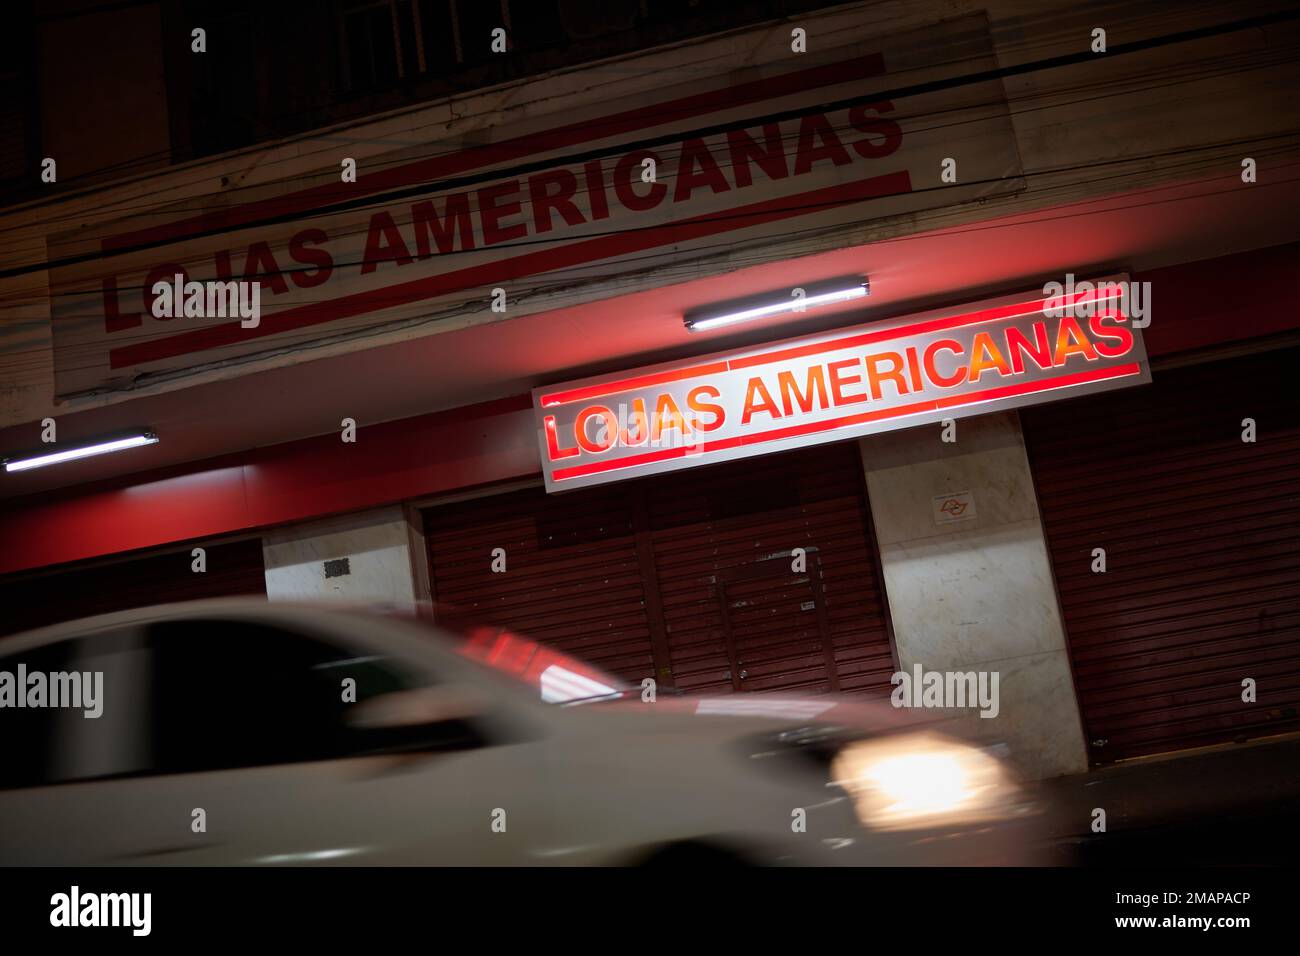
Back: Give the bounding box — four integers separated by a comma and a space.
0, 395, 538, 575
1139, 242, 1300, 357
1, 243, 1296, 576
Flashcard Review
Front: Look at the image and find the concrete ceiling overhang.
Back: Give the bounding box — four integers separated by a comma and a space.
3, 170, 1299, 501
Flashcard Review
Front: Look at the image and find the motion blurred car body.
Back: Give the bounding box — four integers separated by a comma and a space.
0, 600, 1042, 865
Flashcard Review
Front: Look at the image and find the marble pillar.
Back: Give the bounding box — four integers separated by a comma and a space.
262, 505, 426, 609
858, 411, 1089, 778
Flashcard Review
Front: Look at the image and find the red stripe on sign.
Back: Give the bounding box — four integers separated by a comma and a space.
540, 362, 731, 407
108, 170, 914, 370
100, 54, 887, 253
550, 363, 1142, 481
542, 287, 1125, 405
727, 287, 1124, 371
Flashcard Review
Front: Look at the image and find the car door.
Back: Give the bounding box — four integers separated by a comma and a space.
44, 615, 552, 865
0, 630, 144, 866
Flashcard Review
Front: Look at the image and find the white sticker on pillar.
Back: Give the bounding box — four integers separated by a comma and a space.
932, 490, 977, 524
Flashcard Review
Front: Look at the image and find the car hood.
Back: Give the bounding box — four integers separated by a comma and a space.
562, 691, 1025, 780
574, 691, 950, 739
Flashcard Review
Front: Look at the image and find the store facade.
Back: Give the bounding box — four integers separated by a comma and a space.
5, 245, 1298, 778
3, 1, 1299, 779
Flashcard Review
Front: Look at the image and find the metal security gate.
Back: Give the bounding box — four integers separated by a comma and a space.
641, 443, 895, 696
423, 481, 661, 681
713, 549, 838, 693
1022, 346, 1300, 764
0, 537, 267, 638
423, 442, 896, 695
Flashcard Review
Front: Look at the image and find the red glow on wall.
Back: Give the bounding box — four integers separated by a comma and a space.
0, 244, 1296, 577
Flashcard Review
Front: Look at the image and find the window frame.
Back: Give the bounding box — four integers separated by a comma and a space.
141, 615, 440, 777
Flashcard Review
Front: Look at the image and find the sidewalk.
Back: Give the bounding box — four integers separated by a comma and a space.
1031, 733, 1300, 865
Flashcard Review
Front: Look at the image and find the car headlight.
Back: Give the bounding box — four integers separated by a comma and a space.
829, 732, 1021, 831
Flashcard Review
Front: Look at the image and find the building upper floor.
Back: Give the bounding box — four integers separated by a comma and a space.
2, 0, 1299, 500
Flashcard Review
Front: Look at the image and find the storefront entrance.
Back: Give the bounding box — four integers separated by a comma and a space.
423, 441, 896, 696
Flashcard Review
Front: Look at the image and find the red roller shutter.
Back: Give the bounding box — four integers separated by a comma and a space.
423, 483, 659, 681
0, 537, 267, 638
1022, 346, 1300, 764
423, 442, 895, 695
644, 443, 896, 696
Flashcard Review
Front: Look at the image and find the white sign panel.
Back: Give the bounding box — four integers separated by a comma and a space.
533, 279, 1151, 492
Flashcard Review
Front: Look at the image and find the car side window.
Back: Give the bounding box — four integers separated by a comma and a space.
146, 618, 428, 775
0, 638, 80, 789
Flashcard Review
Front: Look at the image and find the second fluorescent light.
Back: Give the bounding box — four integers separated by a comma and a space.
684, 277, 869, 332
3, 431, 159, 473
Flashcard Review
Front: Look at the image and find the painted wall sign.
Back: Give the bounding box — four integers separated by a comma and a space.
532, 278, 1152, 492
47, 14, 1021, 398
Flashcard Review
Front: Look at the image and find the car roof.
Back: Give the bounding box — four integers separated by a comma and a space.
0, 597, 408, 655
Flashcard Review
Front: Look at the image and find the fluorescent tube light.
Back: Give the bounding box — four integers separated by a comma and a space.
4, 431, 159, 473
685, 277, 869, 332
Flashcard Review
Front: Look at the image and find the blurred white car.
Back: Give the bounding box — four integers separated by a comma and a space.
0, 599, 1041, 866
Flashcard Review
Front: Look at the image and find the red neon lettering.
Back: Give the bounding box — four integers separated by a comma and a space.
742, 377, 781, 424
544, 416, 580, 461
1089, 313, 1134, 358
968, 332, 1012, 383
828, 359, 867, 405
1005, 322, 1053, 373
687, 385, 725, 431
651, 394, 691, 441
924, 340, 967, 388
575, 406, 619, 454
619, 398, 649, 446
1054, 316, 1099, 365
777, 367, 830, 416
865, 351, 908, 400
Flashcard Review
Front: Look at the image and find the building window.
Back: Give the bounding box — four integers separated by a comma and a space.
338, 0, 568, 90
0, 1, 38, 208
183, 0, 259, 158
340, 0, 408, 91
162, 0, 842, 163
